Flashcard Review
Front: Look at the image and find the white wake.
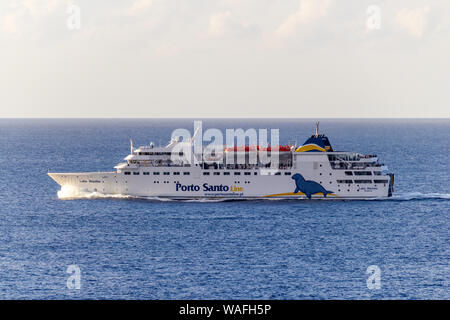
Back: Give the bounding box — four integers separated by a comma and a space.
57, 185, 137, 200
388, 192, 450, 201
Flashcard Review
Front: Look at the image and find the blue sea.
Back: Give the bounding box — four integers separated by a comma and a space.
0, 119, 448, 299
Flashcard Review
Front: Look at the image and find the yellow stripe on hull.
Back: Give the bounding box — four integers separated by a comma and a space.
295, 144, 326, 152
263, 192, 337, 198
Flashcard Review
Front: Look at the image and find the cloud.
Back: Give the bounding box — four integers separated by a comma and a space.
128, 0, 153, 16
21, 0, 60, 16
208, 11, 232, 37
208, 11, 260, 38
395, 6, 430, 37
275, 0, 332, 37
2, 13, 19, 34
1, 0, 63, 36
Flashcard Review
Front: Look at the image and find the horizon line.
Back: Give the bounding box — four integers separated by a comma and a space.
0, 117, 449, 120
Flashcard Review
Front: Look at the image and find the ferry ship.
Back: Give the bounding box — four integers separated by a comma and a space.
48, 123, 394, 200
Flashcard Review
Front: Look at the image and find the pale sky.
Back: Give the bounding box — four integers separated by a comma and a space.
1, 0, 449, 118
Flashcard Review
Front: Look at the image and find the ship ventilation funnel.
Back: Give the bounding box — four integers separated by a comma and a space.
295, 122, 333, 152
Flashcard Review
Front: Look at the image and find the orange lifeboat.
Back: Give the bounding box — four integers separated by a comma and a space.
224, 145, 292, 152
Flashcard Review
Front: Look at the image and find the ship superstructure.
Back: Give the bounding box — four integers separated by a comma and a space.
49, 123, 394, 199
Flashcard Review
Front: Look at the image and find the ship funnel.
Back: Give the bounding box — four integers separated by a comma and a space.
295, 122, 333, 152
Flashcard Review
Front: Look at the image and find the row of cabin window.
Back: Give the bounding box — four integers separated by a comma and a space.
124, 171, 185, 176
203, 172, 291, 176
337, 179, 389, 184
137, 152, 183, 156
345, 171, 382, 176
124, 171, 292, 176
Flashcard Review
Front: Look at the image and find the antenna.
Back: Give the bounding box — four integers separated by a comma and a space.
315, 121, 319, 137
130, 138, 134, 154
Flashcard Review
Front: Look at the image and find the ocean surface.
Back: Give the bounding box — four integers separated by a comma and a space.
0, 119, 448, 299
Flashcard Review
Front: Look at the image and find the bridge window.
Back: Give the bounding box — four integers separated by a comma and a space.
124, 172, 131, 175
173, 172, 180, 175
224, 172, 230, 175
153, 172, 160, 175
345, 171, 353, 176
373, 171, 382, 176
354, 180, 372, 183
374, 180, 388, 183
163, 172, 170, 175
203, 172, 210, 175
244, 172, 251, 175
183, 172, 190, 175
143, 172, 150, 175
214, 172, 220, 175
133, 172, 139, 175
234, 172, 241, 175
284, 172, 291, 175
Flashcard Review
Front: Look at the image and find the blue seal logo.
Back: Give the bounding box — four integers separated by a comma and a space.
292, 173, 334, 199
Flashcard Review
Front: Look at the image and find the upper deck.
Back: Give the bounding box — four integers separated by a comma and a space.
115, 122, 386, 174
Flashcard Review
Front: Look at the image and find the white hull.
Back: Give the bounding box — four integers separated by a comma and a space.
48, 165, 391, 200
